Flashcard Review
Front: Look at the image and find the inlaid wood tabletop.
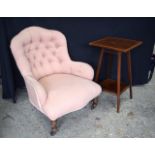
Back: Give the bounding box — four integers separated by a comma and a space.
89, 36, 143, 52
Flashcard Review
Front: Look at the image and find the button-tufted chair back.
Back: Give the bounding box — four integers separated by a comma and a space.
11, 26, 71, 80
10, 26, 102, 135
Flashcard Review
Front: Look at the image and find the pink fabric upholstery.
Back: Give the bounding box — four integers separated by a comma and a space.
39, 74, 101, 120
10, 26, 102, 121
24, 75, 47, 111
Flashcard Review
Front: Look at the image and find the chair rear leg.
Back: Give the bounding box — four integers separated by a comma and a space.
50, 120, 58, 136
91, 97, 98, 110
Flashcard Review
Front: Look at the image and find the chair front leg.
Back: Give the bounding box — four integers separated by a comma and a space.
50, 120, 58, 136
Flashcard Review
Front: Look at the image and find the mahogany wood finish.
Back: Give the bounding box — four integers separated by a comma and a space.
117, 53, 122, 113
89, 36, 142, 112
100, 79, 128, 94
50, 120, 58, 136
91, 98, 98, 110
127, 51, 133, 99
94, 48, 104, 82
89, 36, 142, 52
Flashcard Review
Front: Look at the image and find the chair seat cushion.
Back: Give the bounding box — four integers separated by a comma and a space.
39, 74, 102, 120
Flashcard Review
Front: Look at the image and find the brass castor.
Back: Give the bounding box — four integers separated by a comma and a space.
91, 98, 98, 110
50, 120, 58, 136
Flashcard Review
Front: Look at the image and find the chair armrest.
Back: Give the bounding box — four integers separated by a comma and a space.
70, 61, 94, 80
24, 75, 47, 110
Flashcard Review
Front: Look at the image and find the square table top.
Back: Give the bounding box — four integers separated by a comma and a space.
89, 36, 143, 52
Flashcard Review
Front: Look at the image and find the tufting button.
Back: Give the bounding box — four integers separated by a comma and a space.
27, 48, 30, 53
50, 37, 55, 41
27, 57, 30, 62
42, 53, 46, 58
52, 51, 56, 56
45, 45, 48, 49
39, 38, 42, 42
22, 42, 26, 47
58, 58, 63, 63
48, 59, 52, 63
33, 64, 36, 68
33, 55, 36, 60
55, 43, 60, 48
39, 61, 43, 66
29, 39, 32, 44
35, 46, 38, 50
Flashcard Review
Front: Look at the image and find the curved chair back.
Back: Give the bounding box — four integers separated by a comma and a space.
10, 26, 71, 80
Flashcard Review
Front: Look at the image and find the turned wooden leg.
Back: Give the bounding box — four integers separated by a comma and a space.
50, 120, 58, 136
116, 53, 122, 113
91, 98, 98, 110
127, 51, 133, 99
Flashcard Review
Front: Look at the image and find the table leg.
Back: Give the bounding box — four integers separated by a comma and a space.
94, 48, 104, 82
91, 48, 104, 110
127, 51, 133, 99
117, 53, 122, 113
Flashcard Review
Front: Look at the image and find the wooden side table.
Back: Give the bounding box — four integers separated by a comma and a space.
89, 36, 142, 112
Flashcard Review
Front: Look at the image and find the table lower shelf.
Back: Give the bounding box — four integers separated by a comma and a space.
100, 79, 129, 95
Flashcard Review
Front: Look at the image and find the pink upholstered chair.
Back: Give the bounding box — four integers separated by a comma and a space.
10, 26, 101, 135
